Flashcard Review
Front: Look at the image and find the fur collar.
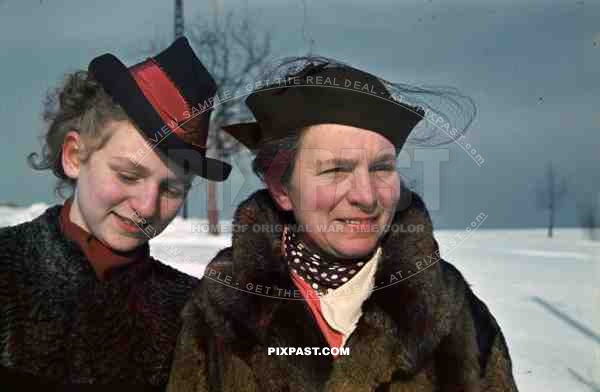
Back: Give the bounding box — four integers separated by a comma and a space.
201, 189, 467, 378
6, 205, 168, 288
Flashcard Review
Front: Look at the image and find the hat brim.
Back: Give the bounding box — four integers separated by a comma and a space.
185, 155, 232, 182
222, 80, 425, 152
89, 53, 231, 181
222, 100, 424, 152
221, 123, 263, 151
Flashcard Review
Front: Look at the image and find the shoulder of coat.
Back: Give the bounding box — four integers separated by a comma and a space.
187, 247, 235, 303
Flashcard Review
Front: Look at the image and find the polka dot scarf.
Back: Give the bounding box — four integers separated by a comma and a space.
282, 227, 372, 296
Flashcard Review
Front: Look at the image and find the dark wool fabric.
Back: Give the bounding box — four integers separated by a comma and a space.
0, 206, 200, 390
168, 190, 519, 392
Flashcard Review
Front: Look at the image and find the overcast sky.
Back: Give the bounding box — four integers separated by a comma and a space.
0, 0, 598, 229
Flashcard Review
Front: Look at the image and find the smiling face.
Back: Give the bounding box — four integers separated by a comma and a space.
271, 124, 401, 259
62, 120, 193, 252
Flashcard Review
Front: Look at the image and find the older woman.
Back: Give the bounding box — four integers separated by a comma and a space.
168, 58, 518, 391
0, 38, 230, 390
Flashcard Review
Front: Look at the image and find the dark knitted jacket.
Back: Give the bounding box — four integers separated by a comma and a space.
167, 190, 519, 392
0, 205, 200, 391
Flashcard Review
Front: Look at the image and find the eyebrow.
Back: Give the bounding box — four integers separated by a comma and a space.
373, 153, 396, 162
111, 157, 152, 176
317, 154, 397, 167
317, 158, 357, 167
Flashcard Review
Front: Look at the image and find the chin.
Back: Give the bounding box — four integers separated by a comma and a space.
334, 241, 379, 259
102, 234, 145, 252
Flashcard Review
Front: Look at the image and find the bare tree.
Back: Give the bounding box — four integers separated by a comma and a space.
187, 9, 272, 234
142, 8, 272, 229
536, 161, 568, 238
576, 191, 599, 241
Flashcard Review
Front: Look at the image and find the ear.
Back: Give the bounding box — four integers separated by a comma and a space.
265, 178, 294, 211
62, 131, 84, 180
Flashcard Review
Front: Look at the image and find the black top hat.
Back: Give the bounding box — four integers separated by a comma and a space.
88, 37, 231, 181
222, 63, 425, 151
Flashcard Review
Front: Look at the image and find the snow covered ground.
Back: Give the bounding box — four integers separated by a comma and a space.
2, 204, 599, 391
435, 228, 600, 392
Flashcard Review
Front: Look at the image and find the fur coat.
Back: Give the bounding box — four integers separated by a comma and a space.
168, 190, 519, 392
0, 205, 199, 390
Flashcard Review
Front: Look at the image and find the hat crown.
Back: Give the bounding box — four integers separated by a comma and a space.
153, 37, 217, 109
88, 37, 232, 181
224, 62, 424, 151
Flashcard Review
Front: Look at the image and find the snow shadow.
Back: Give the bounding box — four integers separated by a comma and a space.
530, 296, 600, 345
568, 368, 600, 392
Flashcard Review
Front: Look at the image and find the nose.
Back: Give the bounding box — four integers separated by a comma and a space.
347, 169, 377, 212
129, 182, 160, 223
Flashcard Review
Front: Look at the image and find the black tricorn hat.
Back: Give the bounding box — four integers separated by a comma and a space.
88, 37, 231, 181
222, 63, 425, 151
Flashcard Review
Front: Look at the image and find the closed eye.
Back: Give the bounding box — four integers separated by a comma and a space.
160, 181, 190, 199
320, 165, 354, 175
370, 163, 396, 172
117, 172, 141, 184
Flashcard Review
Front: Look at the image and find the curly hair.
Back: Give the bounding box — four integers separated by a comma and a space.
28, 71, 130, 198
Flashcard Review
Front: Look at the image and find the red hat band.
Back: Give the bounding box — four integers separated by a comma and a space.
130, 59, 208, 149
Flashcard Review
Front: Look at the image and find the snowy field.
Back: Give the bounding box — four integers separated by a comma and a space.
2, 204, 599, 391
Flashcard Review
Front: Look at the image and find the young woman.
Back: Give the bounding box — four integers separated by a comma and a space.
168, 58, 519, 391
0, 37, 231, 390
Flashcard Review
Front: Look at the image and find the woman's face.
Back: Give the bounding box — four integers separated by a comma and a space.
63, 120, 193, 252
278, 124, 401, 259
